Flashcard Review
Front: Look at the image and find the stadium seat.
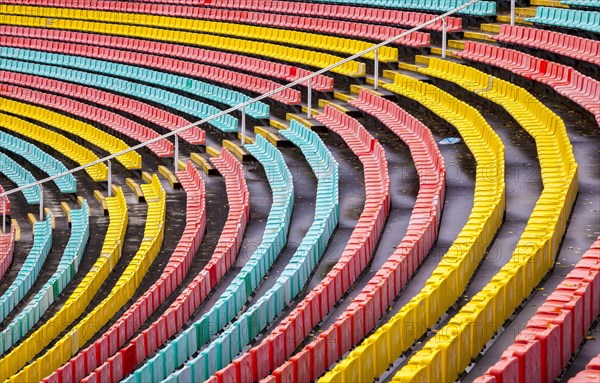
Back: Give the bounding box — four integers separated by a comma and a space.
525, 7, 600, 33
561, 0, 600, 9
213, 102, 400, 383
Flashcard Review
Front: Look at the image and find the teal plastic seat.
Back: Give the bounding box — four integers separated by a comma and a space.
561, 0, 600, 9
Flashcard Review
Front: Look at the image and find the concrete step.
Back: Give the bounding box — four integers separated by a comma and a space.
480, 23, 502, 34
464, 30, 497, 42
449, 40, 465, 50
223, 140, 254, 162
285, 113, 327, 132
429, 46, 460, 58
318, 99, 362, 117
497, 14, 533, 24
190, 152, 219, 175
254, 126, 293, 147
349, 84, 396, 100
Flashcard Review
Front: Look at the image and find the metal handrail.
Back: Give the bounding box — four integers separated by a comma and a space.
0, 0, 480, 203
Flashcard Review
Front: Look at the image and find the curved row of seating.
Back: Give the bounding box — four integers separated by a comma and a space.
474, 237, 599, 383
0, 201, 89, 356
491, 24, 600, 67
0, 212, 52, 324
562, 0, 600, 9
393, 58, 578, 382
561, 0, 600, 8
0, 83, 173, 158
0, 58, 238, 133
525, 7, 600, 33
303, 0, 496, 16
568, 353, 600, 383
0, 36, 300, 106
0, 131, 76, 193
0, 69, 205, 146
126, 135, 300, 383
0, 47, 270, 120
0, 152, 41, 204
0, 25, 334, 93
5, 176, 166, 382
216, 103, 392, 383
0, 12, 366, 77
0, 94, 140, 170
321, 73, 506, 382
2, 6, 399, 63
0, 226, 14, 282
66, 151, 250, 383
457, 41, 600, 126
130, 0, 462, 32
0, 112, 108, 182
45, 163, 206, 383
5, 0, 429, 48
0, 188, 128, 381
243, 89, 447, 383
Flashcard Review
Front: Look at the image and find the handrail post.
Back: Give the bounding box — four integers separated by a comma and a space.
442, 17, 447, 59
2, 199, 5, 234
307, 78, 312, 120
374, 49, 379, 90
39, 184, 44, 222
174, 134, 179, 172
510, 0, 516, 25
107, 159, 112, 197
241, 107, 246, 147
